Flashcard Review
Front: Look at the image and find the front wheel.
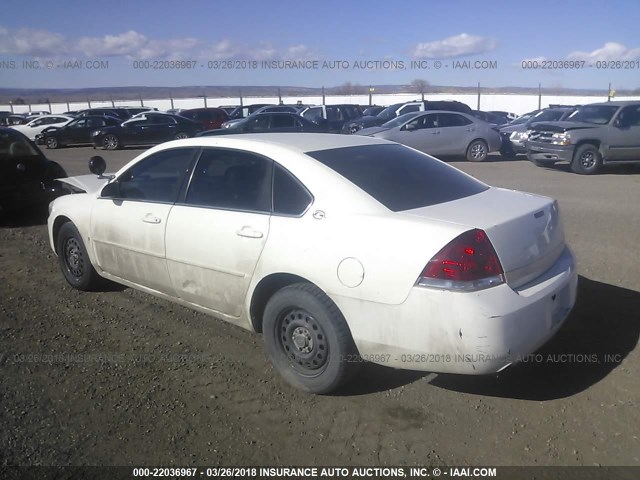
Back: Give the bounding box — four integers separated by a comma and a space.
466, 139, 488, 162
102, 134, 120, 150
46, 137, 59, 149
56, 222, 104, 291
263, 283, 360, 394
571, 144, 602, 175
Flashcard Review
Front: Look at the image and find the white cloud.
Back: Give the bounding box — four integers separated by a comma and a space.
412, 33, 497, 59
0, 25, 310, 62
567, 42, 640, 61
0, 27, 67, 56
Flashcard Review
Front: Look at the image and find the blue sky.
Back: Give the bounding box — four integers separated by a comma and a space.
1, 0, 639, 90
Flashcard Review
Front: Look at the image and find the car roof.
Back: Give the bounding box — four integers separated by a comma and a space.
158, 132, 388, 154
582, 100, 639, 107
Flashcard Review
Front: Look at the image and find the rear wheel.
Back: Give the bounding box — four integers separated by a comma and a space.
102, 134, 120, 150
263, 283, 360, 394
56, 222, 103, 291
46, 137, 58, 149
466, 139, 488, 162
571, 144, 602, 175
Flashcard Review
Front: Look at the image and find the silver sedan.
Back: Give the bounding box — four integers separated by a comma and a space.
357, 111, 501, 162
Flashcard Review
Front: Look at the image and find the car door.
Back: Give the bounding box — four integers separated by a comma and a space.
437, 113, 476, 155
165, 148, 272, 318
269, 114, 297, 132
148, 114, 177, 142
391, 113, 445, 154
62, 118, 87, 144
608, 105, 640, 160
90, 147, 198, 294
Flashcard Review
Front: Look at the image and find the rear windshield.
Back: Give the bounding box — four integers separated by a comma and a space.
307, 144, 488, 211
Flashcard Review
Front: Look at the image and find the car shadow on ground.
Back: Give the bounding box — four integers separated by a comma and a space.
445, 153, 528, 163
541, 162, 640, 175
429, 275, 639, 400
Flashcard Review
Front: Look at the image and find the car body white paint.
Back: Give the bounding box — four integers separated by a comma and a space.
10, 115, 74, 140
48, 133, 577, 375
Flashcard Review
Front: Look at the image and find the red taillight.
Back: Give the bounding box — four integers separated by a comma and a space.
418, 229, 504, 291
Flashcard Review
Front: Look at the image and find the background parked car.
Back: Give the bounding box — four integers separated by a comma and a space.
226, 104, 274, 122
38, 115, 121, 149
345, 100, 473, 133
75, 108, 134, 120
0, 128, 67, 217
362, 106, 385, 116
221, 105, 299, 129
93, 112, 202, 149
499, 106, 577, 157
300, 104, 364, 133
179, 108, 229, 130
0, 114, 29, 126
199, 112, 325, 136
526, 101, 640, 174
357, 110, 501, 162
9, 115, 73, 140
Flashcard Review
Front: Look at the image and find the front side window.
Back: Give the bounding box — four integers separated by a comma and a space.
69, 119, 87, 129
568, 105, 619, 125
116, 148, 196, 203
185, 149, 273, 212
271, 115, 295, 128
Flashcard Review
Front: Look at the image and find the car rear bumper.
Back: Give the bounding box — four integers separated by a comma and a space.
526, 141, 574, 162
332, 246, 578, 374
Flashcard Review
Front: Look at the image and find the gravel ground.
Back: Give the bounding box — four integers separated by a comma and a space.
1, 148, 639, 467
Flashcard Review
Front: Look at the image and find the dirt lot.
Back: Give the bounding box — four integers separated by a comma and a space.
1, 148, 639, 467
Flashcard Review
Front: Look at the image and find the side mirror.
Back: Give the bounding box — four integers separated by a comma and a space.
89, 156, 106, 176
404, 123, 417, 131
16, 163, 27, 172
100, 181, 120, 198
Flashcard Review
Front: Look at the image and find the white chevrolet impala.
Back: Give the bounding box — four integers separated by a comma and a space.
48, 134, 577, 393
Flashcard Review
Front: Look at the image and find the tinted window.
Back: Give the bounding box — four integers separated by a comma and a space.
273, 164, 312, 216
150, 115, 176, 125
271, 115, 295, 128
302, 107, 323, 121
117, 148, 195, 203
439, 113, 472, 127
186, 148, 272, 212
0, 130, 41, 159
398, 104, 420, 115
69, 119, 87, 128
308, 144, 488, 212
568, 105, 619, 125
618, 105, 640, 127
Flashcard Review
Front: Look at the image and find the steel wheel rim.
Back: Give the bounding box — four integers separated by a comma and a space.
471, 142, 486, 159
580, 151, 595, 169
103, 135, 117, 149
63, 237, 84, 278
277, 308, 328, 376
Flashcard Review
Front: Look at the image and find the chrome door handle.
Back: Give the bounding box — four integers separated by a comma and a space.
430, 130, 440, 134
236, 226, 264, 239
142, 214, 161, 224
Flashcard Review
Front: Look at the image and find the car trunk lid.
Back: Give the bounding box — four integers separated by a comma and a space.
402, 187, 565, 289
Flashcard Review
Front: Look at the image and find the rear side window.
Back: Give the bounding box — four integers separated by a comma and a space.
308, 144, 488, 212
273, 164, 312, 216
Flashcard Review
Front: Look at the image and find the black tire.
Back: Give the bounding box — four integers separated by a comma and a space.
46, 137, 59, 149
56, 222, 103, 291
102, 134, 120, 150
263, 283, 360, 394
466, 139, 488, 162
174, 132, 189, 140
571, 144, 602, 175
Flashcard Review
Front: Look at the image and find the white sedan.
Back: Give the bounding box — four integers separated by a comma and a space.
47, 134, 577, 394
10, 115, 74, 140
